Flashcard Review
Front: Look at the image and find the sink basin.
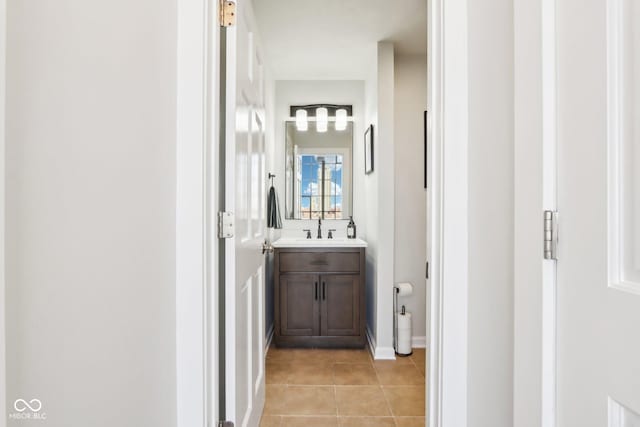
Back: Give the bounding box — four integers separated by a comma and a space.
272, 237, 367, 248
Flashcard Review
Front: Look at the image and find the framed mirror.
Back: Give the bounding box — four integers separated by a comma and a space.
285, 121, 353, 220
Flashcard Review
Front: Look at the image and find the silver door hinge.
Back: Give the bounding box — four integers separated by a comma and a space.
218, 212, 234, 238
218, 422, 234, 427
220, 0, 236, 27
543, 210, 558, 260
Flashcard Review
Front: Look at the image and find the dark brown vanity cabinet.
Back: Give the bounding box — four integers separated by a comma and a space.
274, 248, 366, 348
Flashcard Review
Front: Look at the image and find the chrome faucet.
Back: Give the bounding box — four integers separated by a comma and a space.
317, 218, 322, 239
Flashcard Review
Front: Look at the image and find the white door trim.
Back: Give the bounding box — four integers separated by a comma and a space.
176, 0, 220, 426
513, 0, 558, 425
426, 0, 443, 423
540, 0, 557, 424
427, 0, 469, 425
0, 0, 7, 423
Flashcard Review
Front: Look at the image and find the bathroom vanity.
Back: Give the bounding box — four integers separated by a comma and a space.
272, 238, 367, 348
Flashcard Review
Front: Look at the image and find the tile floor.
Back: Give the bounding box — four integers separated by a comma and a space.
261, 346, 426, 427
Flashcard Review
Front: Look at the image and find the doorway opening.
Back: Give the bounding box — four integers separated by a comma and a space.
218, 1, 432, 425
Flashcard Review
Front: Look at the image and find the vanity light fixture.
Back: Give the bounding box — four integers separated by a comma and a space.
335, 108, 348, 131
295, 109, 308, 131
290, 104, 353, 133
316, 107, 328, 133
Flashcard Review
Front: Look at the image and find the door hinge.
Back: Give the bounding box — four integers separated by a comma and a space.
218, 211, 234, 239
426, 261, 429, 279
543, 210, 558, 260
218, 422, 234, 427
220, 0, 236, 27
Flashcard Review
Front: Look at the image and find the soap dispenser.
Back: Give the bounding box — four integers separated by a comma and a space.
347, 216, 357, 239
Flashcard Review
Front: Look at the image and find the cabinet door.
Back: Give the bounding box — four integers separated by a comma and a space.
320, 275, 360, 336
280, 274, 320, 336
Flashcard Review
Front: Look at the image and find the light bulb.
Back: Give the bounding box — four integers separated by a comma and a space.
316, 107, 328, 132
335, 108, 348, 131
296, 109, 308, 131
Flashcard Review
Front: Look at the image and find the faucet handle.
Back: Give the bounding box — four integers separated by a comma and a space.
302, 229, 312, 239
328, 229, 337, 239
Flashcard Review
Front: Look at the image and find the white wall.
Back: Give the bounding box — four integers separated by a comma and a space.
466, 0, 515, 425
5, 1, 177, 426
363, 42, 396, 358
375, 42, 396, 356
364, 61, 379, 346
394, 54, 428, 341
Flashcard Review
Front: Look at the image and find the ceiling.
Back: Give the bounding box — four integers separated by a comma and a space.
252, 0, 427, 80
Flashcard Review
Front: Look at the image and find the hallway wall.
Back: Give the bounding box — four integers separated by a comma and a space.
5, 1, 177, 426
467, 0, 515, 425
394, 54, 428, 341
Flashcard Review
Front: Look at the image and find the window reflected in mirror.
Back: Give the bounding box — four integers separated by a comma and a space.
285, 121, 353, 220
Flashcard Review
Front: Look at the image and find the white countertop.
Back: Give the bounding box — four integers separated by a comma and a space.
272, 237, 368, 248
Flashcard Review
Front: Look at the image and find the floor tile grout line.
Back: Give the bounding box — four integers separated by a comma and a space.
379, 384, 397, 419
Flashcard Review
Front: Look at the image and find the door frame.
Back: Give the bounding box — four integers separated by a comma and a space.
513, 0, 558, 426
176, 0, 220, 426
427, 0, 558, 425
427, 0, 470, 424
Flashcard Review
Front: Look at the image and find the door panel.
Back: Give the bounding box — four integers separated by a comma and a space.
280, 274, 320, 336
614, 0, 640, 290
556, 0, 640, 424
224, 0, 266, 426
321, 275, 359, 336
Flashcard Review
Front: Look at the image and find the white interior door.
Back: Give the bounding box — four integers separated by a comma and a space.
223, 0, 266, 425
556, 0, 640, 425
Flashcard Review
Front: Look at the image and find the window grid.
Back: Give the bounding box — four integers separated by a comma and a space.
299, 155, 343, 220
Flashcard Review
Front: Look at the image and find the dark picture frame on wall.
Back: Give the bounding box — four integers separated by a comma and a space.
364, 124, 374, 174
424, 110, 428, 188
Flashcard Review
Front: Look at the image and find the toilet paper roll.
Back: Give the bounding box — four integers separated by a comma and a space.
396, 312, 413, 355
397, 337, 412, 355
397, 312, 412, 329
396, 282, 414, 297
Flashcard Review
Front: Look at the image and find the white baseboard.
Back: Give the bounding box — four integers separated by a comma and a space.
265, 324, 275, 354
366, 326, 396, 360
412, 336, 427, 348
267, 323, 419, 359
375, 346, 397, 360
